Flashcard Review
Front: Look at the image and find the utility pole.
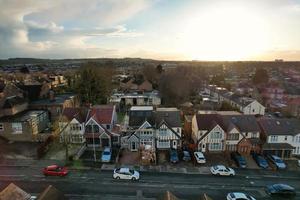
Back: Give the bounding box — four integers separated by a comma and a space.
92, 119, 96, 162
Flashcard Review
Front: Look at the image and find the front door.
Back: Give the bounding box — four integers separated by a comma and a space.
172, 140, 177, 149
101, 138, 110, 147
201, 143, 206, 152
131, 142, 137, 151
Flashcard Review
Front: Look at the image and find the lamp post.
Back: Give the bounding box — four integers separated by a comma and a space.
92, 119, 96, 162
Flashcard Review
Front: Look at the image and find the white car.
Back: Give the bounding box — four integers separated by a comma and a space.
113, 168, 140, 181
210, 165, 235, 176
227, 192, 256, 200
194, 152, 206, 164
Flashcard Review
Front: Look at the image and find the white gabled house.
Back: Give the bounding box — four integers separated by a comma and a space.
192, 114, 226, 152
122, 106, 182, 151
59, 107, 87, 144
258, 118, 300, 158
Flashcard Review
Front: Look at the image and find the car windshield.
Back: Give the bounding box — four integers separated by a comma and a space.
103, 151, 110, 155
129, 170, 134, 174
275, 158, 283, 163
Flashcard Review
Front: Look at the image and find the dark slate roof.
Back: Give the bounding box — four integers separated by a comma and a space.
258, 118, 300, 136
195, 114, 220, 131
154, 110, 181, 128
263, 143, 294, 150
17, 84, 42, 101
2, 96, 27, 109
219, 115, 260, 132
128, 110, 154, 127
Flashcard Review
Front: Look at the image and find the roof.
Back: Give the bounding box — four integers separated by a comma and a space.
0, 183, 31, 200
160, 191, 180, 200
37, 185, 66, 200
219, 115, 260, 133
87, 105, 114, 125
2, 96, 27, 109
154, 108, 181, 127
195, 114, 220, 131
0, 110, 47, 122
258, 118, 300, 136
198, 111, 241, 115
129, 109, 154, 127
263, 143, 295, 150
62, 107, 88, 123
130, 106, 153, 111
30, 93, 75, 106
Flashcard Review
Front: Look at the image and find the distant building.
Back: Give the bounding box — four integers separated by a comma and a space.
0, 110, 50, 142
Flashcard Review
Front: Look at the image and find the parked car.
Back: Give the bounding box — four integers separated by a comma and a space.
231, 152, 247, 168
182, 150, 191, 161
101, 147, 112, 162
251, 152, 269, 169
113, 168, 140, 181
194, 151, 206, 164
210, 165, 235, 176
266, 184, 296, 197
226, 192, 256, 200
298, 160, 300, 167
170, 149, 179, 163
43, 165, 68, 176
266, 154, 286, 169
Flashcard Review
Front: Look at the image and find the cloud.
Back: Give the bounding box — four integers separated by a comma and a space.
0, 0, 151, 59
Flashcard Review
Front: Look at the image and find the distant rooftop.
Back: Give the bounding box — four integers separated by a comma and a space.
156, 107, 178, 112
130, 106, 153, 111
0, 110, 47, 122
198, 110, 241, 115
30, 93, 75, 105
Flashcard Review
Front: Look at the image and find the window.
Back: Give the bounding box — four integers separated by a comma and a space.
160, 128, 167, 136
210, 143, 222, 150
210, 132, 222, 139
270, 135, 278, 142
112, 136, 119, 143
70, 124, 81, 131
106, 124, 110, 129
0, 123, 3, 131
12, 123, 22, 134
157, 140, 169, 148
251, 132, 258, 138
227, 133, 239, 140
284, 136, 287, 141
177, 128, 180, 133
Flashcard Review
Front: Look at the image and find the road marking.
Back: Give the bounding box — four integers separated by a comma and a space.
0, 174, 25, 177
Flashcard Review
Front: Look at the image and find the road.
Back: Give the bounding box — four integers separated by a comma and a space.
0, 165, 300, 200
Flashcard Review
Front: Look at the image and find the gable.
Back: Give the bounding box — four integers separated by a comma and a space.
70, 118, 80, 124
86, 117, 104, 131
138, 120, 152, 130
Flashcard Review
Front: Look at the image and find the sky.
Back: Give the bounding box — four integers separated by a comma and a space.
0, 0, 300, 61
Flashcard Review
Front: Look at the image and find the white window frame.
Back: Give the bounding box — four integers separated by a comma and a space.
12, 123, 22, 134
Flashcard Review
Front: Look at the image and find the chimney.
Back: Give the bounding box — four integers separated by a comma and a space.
49, 90, 55, 102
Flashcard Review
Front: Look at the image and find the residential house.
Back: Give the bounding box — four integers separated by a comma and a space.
0, 82, 27, 118
84, 105, 119, 149
120, 79, 153, 92
204, 85, 265, 115
0, 110, 49, 142
29, 92, 79, 121
110, 90, 161, 108
192, 114, 226, 152
192, 112, 261, 154
154, 108, 182, 150
125, 106, 155, 151
124, 106, 182, 151
258, 118, 300, 158
59, 107, 88, 144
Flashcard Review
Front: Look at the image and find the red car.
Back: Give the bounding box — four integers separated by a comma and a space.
43, 165, 68, 176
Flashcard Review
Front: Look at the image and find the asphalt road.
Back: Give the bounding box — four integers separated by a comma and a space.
0, 165, 300, 200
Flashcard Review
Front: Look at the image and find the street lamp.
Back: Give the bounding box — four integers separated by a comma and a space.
91, 116, 96, 162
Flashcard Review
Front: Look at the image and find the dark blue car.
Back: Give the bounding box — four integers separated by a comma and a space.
266, 184, 296, 197
231, 152, 247, 168
252, 152, 269, 169
170, 149, 179, 163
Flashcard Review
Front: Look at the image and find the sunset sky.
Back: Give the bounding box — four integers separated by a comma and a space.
0, 0, 300, 60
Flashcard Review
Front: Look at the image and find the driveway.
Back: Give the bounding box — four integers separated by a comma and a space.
243, 154, 260, 169
118, 149, 140, 166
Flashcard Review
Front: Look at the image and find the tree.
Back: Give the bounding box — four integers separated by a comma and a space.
75, 62, 115, 105
219, 101, 240, 111
253, 68, 269, 85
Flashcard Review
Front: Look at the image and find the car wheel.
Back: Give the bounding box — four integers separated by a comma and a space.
230, 174, 233, 176
132, 177, 136, 181
116, 176, 120, 180
217, 173, 221, 176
